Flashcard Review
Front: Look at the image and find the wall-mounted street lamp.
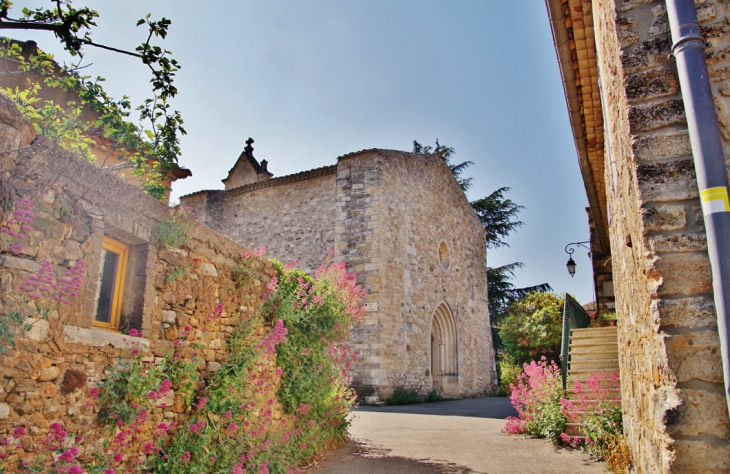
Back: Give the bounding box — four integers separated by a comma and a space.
564, 241, 591, 277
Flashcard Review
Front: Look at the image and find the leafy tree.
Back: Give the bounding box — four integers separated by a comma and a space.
0, 0, 184, 198
471, 187, 525, 250
488, 263, 552, 325
499, 291, 564, 366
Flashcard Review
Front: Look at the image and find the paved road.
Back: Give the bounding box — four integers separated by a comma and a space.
310, 398, 605, 474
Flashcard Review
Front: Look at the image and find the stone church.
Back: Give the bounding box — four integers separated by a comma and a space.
181, 140, 497, 397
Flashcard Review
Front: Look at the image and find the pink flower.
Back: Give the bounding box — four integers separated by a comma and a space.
12, 427, 26, 438
181, 451, 191, 462
300, 443, 307, 450
196, 397, 207, 410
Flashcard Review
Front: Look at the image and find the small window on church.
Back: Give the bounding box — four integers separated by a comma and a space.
439, 242, 450, 271
93, 237, 129, 331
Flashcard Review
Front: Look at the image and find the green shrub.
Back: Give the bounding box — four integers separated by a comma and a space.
387, 386, 423, 405
498, 359, 523, 396
499, 292, 564, 365
425, 386, 444, 403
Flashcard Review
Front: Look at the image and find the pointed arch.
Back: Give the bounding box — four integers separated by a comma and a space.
430, 302, 458, 381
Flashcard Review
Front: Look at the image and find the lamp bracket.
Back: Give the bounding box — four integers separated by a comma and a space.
564, 241, 591, 257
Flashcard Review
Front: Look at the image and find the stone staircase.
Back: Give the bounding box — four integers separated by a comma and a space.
565, 326, 620, 435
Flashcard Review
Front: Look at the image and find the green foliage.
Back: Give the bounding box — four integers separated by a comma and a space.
2, 82, 98, 161
231, 259, 263, 288
488, 263, 553, 326
98, 354, 163, 426
497, 359, 522, 396
0, 306, 25, 354
156, 206, 198, 248
424, 385, 444, 403
598, 311, 617, 321
499, 291, 564, 366
386, 385, 423, 406
0, 0, 186, 199
471, 187, 525, 250
165, 264, 190, 285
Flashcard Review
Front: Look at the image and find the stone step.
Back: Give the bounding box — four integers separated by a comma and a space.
563, 400, 621, 412
570, 354, 619, 365
568, 369, 621, 384
569, 335, 618, 346
569, 359, 620, 371
570, 327, 618, 338
565, 423, 582, 436
566, 388, 620, 400
568, 344, 618, 355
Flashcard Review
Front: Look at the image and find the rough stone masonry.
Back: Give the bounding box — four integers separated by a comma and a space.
550, 0, 730, 472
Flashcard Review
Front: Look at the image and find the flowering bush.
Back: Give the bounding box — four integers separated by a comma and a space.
0, 198, 85, 352
148, 252, 364, 473
559, 372, 631, 472
503, 357, 565, 444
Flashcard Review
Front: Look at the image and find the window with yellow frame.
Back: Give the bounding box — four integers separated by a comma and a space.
93, 236, 129, 331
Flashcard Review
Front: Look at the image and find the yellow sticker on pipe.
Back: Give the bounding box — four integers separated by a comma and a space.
700, 186, 730, 215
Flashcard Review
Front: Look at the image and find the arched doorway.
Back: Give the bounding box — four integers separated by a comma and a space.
430, 303, 458, 395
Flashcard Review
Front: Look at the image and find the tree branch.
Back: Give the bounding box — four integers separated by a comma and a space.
78, 38, 140, 58
0, 21, 61, 32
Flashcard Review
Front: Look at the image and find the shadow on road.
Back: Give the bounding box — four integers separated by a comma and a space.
310, 441, 483, 474
356, 396, 518, 420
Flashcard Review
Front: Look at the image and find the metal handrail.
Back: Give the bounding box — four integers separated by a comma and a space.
561, 293, 592, 389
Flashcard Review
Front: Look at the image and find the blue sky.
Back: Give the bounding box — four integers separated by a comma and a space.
9, 1, 595, 303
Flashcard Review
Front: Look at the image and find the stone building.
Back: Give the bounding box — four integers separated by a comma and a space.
545, 0, 730, 472
180, 141, 497, 398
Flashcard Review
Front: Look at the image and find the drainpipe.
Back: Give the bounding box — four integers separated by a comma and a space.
667, 0, 730, 418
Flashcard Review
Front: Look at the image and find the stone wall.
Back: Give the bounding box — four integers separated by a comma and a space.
333, 151, 386, 392
593, 1, 730, 472
184, 167, 337, 276
0, 93, 285, 470
373, 151, 495, 396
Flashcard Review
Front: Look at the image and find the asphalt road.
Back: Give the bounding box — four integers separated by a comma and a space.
310, 397, 606, 474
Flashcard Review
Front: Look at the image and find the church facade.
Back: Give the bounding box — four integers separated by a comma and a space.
181, 141, 497, 397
